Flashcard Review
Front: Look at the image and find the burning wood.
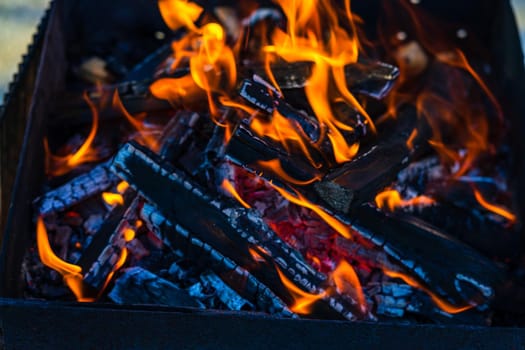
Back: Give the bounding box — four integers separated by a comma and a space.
21, 0, 522, 327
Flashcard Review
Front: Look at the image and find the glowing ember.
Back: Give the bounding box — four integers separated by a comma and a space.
102, 192, 125, 206
117, 181, 130, 194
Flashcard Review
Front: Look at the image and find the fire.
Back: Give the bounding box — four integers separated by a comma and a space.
473, 188, 516, 224
263, 0, 374, 163
330, 260, 367, 312
271, 185, 352, 239
248, 247, 266, 263
384, 269, 474, 314
157, 0, 203, 32
45, 92, 100, 176
117, 181, 130, 194
379, 2, 500, 178
36, 217, 94, 302
375, 189, 435, 212
221, 179, 251, 209
151, 17, 236, 120
257, 159, 321, 186
276, 266, 326, 315
123, 228, 136, 242
250, 111, 322, 167
102, 192, 124, 206
113, 91, 161, 151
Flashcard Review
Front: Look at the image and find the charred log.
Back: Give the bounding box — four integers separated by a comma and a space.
244, 58, 400, 99
348, 204, 504, 308
83, 197, 140, 290
36, 161, 118, 216
321, 106, 430, 213
108, 266, 203, 308
111, 141, 370, 320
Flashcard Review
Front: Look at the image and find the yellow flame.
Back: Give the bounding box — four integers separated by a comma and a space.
102, 192, 124, 206
45, 92, 100, 177
262, 0, 374, 163
123, 228, 136, 242
330, 260, 367, 313
36, 217, 94, 302
221, 179, 251, 209
157, 0, 203, 32
276, 266, 327, 315
375, 189, 435, 212
117, 181, 130, 194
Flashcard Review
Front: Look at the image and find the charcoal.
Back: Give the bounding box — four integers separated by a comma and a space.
239, 78, 321, 142
77, 190, 136, 273
51, 85, 173, 126
404, 203, 520, 260
199, 271, 255, 311
321, 105, 429, 213
83, 197, 140, 290
140, 202, 293, 316
36, 161, 118, 216
348, 204, 504, 308
112, 141, 370, 320
245, 58, 399, 99
108, 266, 202, 308
226, 123, 322, 185
158, 111, 202, 162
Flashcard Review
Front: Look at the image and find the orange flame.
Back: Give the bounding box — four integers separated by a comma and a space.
330, 260, 367, 313
271, 185, 352, 239
276, 266, 326, 315
257, 159, 321, 186
384, 269, 474, 314
99, 248, 129, 298
221, 179, 251, 209
113, 91, 161, 151
123, 228, 136, 242
248, 247, 266, 263
250, 110, 322, 168
378, 2, 500, 177
375, 189, 435, 212
157, 0, 203, 32
36, 217, 94, 302
151, 21, 237, 119
102, 192, 124, 206
262, 0, 374, 163
473, 188, 516, 224
45, 92, 100, 177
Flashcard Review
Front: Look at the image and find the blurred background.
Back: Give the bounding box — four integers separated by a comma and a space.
0, 0, 524, 101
